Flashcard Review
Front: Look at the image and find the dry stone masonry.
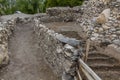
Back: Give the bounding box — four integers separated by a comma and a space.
35, 7, 83, 23
0, 12, 83, 80
0, 14, 33, 67
0, 20, 15, 67
77, 0, 120, 49
34, 19, 83, 80
0, 0, 120, 80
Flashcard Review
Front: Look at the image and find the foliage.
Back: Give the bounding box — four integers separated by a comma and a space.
0, 0, 84, 15
16, 0, 42, 14
45, 0, 57, 8
0, 0, 44, 15
46, 0, 84, 8
0, 0, 11, 14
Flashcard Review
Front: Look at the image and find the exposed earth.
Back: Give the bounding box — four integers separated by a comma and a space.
0, 0, 120, 79
0, 22, 58, 80
0, 20, 120, 80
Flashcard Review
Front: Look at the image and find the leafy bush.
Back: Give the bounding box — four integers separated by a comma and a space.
0, 0, 84, 15
0, 0, 44, 15
46, 0, 84, 8
16, 0, 43, 14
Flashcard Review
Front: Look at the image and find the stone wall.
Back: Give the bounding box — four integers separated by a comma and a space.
34, 19, 82, 79
0, 15, 33, 67
0, 14, 81, 80
36, 6, 83, 23
0, 0, 120, 80
77, 0, 120, 46
0, 20, 15, 67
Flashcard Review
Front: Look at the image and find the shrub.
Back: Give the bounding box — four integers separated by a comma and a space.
0, 0, 84, 15
46, 0, 84, 8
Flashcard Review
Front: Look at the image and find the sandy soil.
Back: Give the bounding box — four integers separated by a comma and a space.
0, 22, 58, 80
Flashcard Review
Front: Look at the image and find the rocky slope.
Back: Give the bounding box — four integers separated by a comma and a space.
78, 0, 120, 47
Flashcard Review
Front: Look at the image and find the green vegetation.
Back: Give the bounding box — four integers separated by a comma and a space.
16, 0, 42, 14
0, 0, 83, 15
46, 0, 83, 8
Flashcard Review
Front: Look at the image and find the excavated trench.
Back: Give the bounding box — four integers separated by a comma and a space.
0, 19, 120, 80
0, 21, 58, 80
44, 22, 120, 80
0, 0, 120, 79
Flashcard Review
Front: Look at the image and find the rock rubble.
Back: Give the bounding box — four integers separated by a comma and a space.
77, 0, 120, 48
34, 19, 83, 80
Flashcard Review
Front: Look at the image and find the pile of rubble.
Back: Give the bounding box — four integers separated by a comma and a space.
77, 0, 120, 48
78, 0, 120, 45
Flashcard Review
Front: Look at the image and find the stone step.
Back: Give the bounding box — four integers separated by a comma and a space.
89, 64, 120, 71
87, 57, 118, 65
95, 71, 120, 80
88, 53, 109, 58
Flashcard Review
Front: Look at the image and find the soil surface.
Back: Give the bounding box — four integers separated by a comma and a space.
44, 22, 84, 40
87, 51, 120, 80
0, 22, 58, 80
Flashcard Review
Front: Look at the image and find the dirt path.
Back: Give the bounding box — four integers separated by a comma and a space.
0, 22, 58, 80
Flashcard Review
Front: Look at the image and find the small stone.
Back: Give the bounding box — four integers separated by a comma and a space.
64, 44, 75, 51
116, 31, 120, 35
96, 13, 106, 24
109, 28, 116, 32
62, 72, 74, 80
64, 51, 72, 57
111, 34, 117, 38
99, 28, 104, 32
113, 24, 119, 28
102, 0, 110, 4
64, 44, 74, 57
91, 37, 96, 41
102, 9, 110, 19
56, 48, 62, 53
92, 33, 99, 37
96, 9, 110, 24
115, 5, 119, 7
113, 39, 120, 46
93, 29, 98, 33
108, 44, 118, 49
102, 25, 110, 30
99, 35, 104, 38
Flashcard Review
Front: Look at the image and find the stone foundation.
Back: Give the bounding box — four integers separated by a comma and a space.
0, 20, 15, 67
34, 19, 82, 79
